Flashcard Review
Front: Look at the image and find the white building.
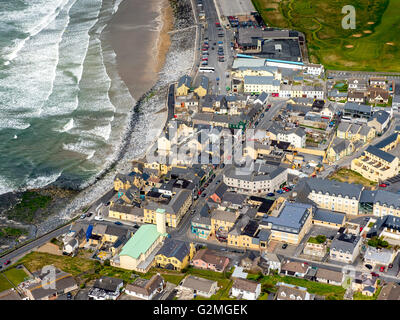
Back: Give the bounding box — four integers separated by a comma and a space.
244, 76, 280, 94
277, 127, 306, 148
304, 63, 324, 76
231, 278, 261, 300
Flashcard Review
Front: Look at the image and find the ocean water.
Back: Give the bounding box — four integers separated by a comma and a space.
0, 0, 162, 195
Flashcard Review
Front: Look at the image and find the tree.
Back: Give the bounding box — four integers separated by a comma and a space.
315, 235, 327, 243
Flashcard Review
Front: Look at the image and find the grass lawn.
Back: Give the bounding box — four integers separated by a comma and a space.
329, 168, 376, 187
0, 227, 27, 239
252, 0, 400, 72
3, 268, 29, 286
0, 275, 13, 292
17, 252, 97, 276
247, 273, 345, 300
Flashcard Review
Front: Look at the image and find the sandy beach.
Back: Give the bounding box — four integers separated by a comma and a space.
105, 0, 174, 101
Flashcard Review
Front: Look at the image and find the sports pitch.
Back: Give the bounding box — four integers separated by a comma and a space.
252, 0, 400, 72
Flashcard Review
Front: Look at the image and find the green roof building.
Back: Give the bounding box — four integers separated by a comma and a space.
113, 224, 167, 272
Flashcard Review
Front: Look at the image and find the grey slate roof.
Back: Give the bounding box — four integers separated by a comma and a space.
244, 75, 280, 86
313, 209, 345, 225
178, 75, 191, 88
374, 133, 398, 149
331, 233, 360, 254
371, 110, 390, 125
156, 238, 190, 262
224, 163, 287, 182
302, 177, 363, 200
365, 145, 396, 163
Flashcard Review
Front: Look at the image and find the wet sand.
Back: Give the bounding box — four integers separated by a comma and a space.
105, 0, 174, 101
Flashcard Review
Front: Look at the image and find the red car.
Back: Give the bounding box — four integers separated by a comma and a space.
3, 260, 10, 266
380, 266, 385, 272
371, 272, 379, 277
283, 187, 290, 192
379, 183, 387, 187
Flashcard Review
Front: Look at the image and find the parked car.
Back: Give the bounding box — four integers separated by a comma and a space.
94, 216, 104, 221
86, 212, 93, 218
365, 264, 373, 270
282, 243, 288, 249
4, 260, 10, 266
380, 266, 385, 272
114, 221, 123, 226
80, 214, 86, 219
277, 189, 283, 194
389, 263, 393, 269
267, 192, 275, 197
371, 272, 379, 277
379, 183, 387, 187
67, 292, 72, 300
283, 187, 290, 192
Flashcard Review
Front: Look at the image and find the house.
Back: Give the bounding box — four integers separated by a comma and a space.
303, 240, 327, 258
191, 202, 212, 239
364, 247, 395, 267
24, 268, 78, 300
347, 91, 365, 103
125, 274, 165, 300
254, 92, 269, 105
368, 110, 390, 134
328, 89, 347, 102
343, 102, 372, 119
240, 251, 258, 271
330, 233, 362, 263
326, 137, 354, 163
177, 275, 218, 299
191, 249, 230, 272
194, 76, 209, 97
154, 238, 195, 271
277, 127, 306, 148
176, 75, 191, 96
280, 260, 310, 278
88, 277, 123, 300
231, 278, 261, 300
261, 201, 313, 245
275, 282, 314, 300
352, 273, 378, 297
111, 224, 166, 272
370, 77, 386, 88
312, 208, 346, 229
348, 79, 368, 91
315, 268, 343, 286
259, 252, 281, 274
367, 215, 400, 241
368, 88, 389, 104
211, 209, 238, 233
209, 183, 228, 204
378, 282, 400, 300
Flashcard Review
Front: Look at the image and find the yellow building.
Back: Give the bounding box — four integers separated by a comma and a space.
211, 209, 238, 233
326, 137, 354, 163
108, 204, 144, 224
351, 145, 399, 183
176, 75, 191, 96
144, 189, 192, 228
154, 239, 195, 271
193, 76, 209, 97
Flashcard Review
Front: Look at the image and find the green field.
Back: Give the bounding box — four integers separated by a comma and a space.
252, 0, 400, 72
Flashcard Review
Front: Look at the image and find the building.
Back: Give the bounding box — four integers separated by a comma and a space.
211, 209, 239, 233
177, 275, 218, 299
176, 75, 191, 96
368, 110, 390, 134
352, 273, 378, 297
299, 178, 363, 215
223, 163, 288, 195
347, 91, 365, 104
364, 247, 395, 268
259, 253, 281, 274
261, 202, 313, 245
24, 268, 78, 300
243, 76, 280, 94
367, 215, 400, 240
275, 282, 314, 300
368, 88, 389, 105
191, 202, 212, 239
144, 189, 193, 228
326, 138, 354, 163
351, 145, 399, 183
194, 76, 209, 97
154, 238, 195, 271
312, 208, 346, 229
315, 268, 343, 286
125, 274, 165, 300
231, 278, 261, 300
330, 233, 362, 263
111, 224, 167, 272
277, 127, 306, 148
348, 79, 368, 91
191, 249, 230, 272
88, 277, 123, 300
304, 63, 324, 76
303, 240, 327, 258
343, 102, 372, 119
281, 260, 310, 277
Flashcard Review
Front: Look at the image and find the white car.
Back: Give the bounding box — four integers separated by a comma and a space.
94, 216, 104, 221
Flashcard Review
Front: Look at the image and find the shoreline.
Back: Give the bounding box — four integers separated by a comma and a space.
0, 0, 197, 248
